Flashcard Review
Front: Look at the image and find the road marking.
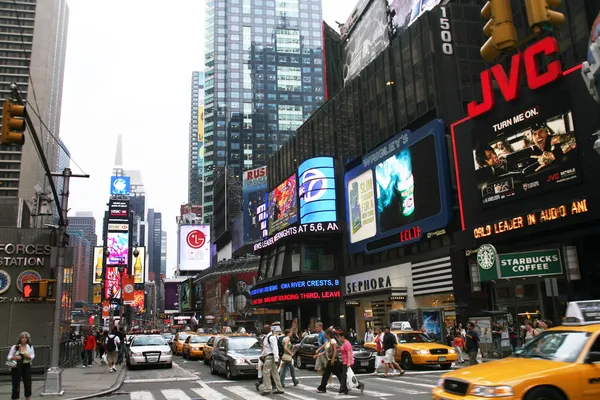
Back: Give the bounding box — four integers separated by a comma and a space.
129, 391, 154, 400
295, 383, 357, 399
124, 377, 199, 384
161, 389, 192, 400
278, 389, 319, 400
192, 380, 232, 400
373, 377, 435, 388
319, 383, 393, 397
224, 385, 276, 400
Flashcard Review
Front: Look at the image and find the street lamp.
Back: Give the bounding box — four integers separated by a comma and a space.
117, 261, 126, 328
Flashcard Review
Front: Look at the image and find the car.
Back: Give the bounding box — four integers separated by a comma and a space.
364, 330, 457, 370
162, 333, 174, 346
293, 334, 376, 372
127, 334, 172, 369
432, 300, 600, 400
203, 335, 223, 365
183, 334, 211, 360
209, 336, 261, 379
172, 332, 192, 355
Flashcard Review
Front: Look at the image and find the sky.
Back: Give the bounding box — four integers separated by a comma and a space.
59, 0, 358, 277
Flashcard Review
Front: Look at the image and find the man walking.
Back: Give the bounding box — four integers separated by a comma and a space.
82, 330, 96, 368
260, 324, 284, 395
105, 327, 121, 372
466, 322, 481, 365
116, 327, 126, 365
382, 327, 405, 377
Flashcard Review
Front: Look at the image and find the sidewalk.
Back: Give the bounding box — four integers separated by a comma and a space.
0, 362, 124, 400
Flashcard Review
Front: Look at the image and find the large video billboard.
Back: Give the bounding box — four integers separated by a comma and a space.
298, 157, 337, 224
104, 266, 121, 300
108, 199, 129, 222
179, 225, 211, 271
93, 246, 104, 284
268, 174, 298, 235
242, 166, 268, 244
344, 119, 452, 254
110, 176, 131, 195
387, 0, 442, 36
132, 246, 145, 284
164, 282, 179, 311
107, 232, 128, 266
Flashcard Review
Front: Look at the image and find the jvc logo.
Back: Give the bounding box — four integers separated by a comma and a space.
547, 173, 560, 182
299, 169, 327, 203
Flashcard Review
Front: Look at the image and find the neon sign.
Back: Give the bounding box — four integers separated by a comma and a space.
468, 37, 562, 118
252, 290, 341, 305
249, 278, 340, 296
473, 199, 588, 239
399, 226, 421, 243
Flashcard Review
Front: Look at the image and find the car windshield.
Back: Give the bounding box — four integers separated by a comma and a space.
132, 336, 167, 346
228, 338, 261, 351
178, 333, 189, 341
397, 333, 433, 343
514, 330, 590, 363
162, 334, 174, 339
190, 336, 210, 344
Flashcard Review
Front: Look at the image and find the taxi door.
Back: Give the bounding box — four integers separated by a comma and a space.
580, 334, 600, 400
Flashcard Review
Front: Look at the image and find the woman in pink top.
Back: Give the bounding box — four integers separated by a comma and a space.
337, 331, 364, 395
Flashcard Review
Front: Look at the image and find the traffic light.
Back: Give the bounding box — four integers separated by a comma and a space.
0, 101, 25, 145
480, 0, 518, 63
23, 281, 40, 299
524, 0, 564, 33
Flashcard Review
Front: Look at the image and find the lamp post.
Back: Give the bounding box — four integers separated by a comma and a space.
117, 261, 126, 328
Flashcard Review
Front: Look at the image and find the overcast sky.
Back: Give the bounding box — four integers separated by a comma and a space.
60, 0, 358, 277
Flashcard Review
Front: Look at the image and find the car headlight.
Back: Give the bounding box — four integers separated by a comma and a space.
413, 350, 429, 355
469, 385, 514, 397
233, 358, 246, 365
131, 352, 142, 357
448, 349, 456, 354
162, 351, 172, 355
437, 378, 445, 388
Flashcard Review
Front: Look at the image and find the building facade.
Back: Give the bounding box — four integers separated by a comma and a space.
53, 138, 70, 224
161, 230, 167, 277
69, 230, 91, 304
147, 208, 163, 309
202, 0, 326, 222
0, 0, 69, 216
67, 212, 97, 305
189, 71, 205, 207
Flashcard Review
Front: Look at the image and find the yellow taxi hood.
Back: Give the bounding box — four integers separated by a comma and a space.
402, 342, 451, 350
442, 358, 572, 385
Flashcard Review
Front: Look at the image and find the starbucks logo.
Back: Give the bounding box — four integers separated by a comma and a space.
477, 244, 497, 271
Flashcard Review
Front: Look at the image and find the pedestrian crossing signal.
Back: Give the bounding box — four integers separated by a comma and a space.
23, 282, 40, 299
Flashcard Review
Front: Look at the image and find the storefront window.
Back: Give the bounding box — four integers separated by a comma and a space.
274, 245, 286, 276
303, 242, 335, 272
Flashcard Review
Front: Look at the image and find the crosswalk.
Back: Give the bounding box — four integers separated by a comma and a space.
116, 373, 442, 400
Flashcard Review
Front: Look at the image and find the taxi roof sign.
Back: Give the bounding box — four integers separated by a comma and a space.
563, 300, 600, 325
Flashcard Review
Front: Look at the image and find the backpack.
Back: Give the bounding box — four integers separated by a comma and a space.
106, 335, 117, 352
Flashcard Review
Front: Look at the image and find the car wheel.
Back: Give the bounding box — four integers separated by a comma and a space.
210, 359, 218, 375
295, 355, 303, 369
203, 357, 209, 365
525, 387, 566, 400
166, 363, 172, 369
401, 352, 413, 370
226, 362, 234, 380
440, 363, 452, 370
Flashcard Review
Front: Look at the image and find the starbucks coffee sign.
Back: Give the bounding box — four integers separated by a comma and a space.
477, 247, 563, 282
0, 244, 52, 267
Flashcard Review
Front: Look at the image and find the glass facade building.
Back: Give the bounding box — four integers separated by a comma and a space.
189, 71, 205, 205
202, 0, 326, 221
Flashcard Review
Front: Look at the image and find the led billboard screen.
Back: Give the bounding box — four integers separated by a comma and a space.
242, 166, 268, 244
298, 157, 337, 224
268, 174, 298, 235
110, 176, 131, 195
164, 282, 179, 311
108, 200, 129, 221
107, 232, 128, 266
104, 266, 121, 300
387, 0, 442, 36
132, 246, 145, 284
344, 119, 452, 254
93, 246, 104, 284
179, 225, 211, 271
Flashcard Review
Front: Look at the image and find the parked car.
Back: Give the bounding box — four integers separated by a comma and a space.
162, 333, 174, 346
293, 334, 376, 372
172, 332, 191, 355
183, 334, 211, 360
127, 334, 172, 369
209, 336, 261, 379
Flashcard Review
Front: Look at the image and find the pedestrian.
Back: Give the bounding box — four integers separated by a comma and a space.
116, 327, 126, 365
260, 324, 285, 395
95, 330, 103, 359
382, 326, 404, 377
466, 322, 481, 365
7, 332, 35, 400
83, 330, 97, 368
372, 328, 386, 375
313, 322, 327, 377
452, 332, 465, 363
337, 331, 364, 395
105, 327, 121, 372
364, 328, 374, 344
316, 329, 341, 393
279, 329, 299, 388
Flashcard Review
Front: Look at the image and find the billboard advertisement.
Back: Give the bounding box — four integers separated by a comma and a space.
110, 176, 131, 195
93, 246, 104, 284
179, 225, 211, 271
387, 0, 442, 36
198, 105, 205, 184
231, 214, 244, 254
107, 232, 128, 266
344, 119, 452, 254
193, 279, 203, 310
268, 174, 298, 235
104, 266, 121, 300
108, 199, 129, 221
180, 279, 192, 311
180, 204, 203, 218
298, 157, 337, 224
341, 0, 390, 83
221, 271, 257, 318
164, 282, 179, 311
242, 166, 268, 244
133, 246, 145, 284
133, 290, 145, 312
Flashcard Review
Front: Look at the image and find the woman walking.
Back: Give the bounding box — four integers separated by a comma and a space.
338, 331, 364, 394
279, 329, 299, 387
316, 329, 341, 393
7, 332, 35, 400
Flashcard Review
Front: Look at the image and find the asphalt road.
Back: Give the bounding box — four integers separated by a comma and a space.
99, 354, 457, 400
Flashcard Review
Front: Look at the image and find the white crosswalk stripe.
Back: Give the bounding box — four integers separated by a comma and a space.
191, 380, 232, 400
129, 391, 154, 400
159, 389, 192, 400
224, 385, 281, 400
373, 376, 436, 389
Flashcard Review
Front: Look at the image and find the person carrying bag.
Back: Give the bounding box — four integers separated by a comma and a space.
7, 332, 35, 400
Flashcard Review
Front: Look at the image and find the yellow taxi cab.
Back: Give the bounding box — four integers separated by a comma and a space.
432, 300, 600, 400
172, 331, 193, 355
182, 334, 211, 360
203, 335, 223, 365
365, 330, 457, 369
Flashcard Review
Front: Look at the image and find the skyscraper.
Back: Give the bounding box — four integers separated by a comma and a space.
160, 230, 167, 277
54, 138, 70, 224
189, 71, 205, 206
0, 0, 69, 216
202, 0, 325, 221
147, 209, 163, 309
67, 212, 97, 305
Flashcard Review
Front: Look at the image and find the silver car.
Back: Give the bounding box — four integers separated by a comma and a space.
127, 335, 173, 369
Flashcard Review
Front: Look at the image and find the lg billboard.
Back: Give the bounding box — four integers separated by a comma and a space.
179, 225, 211, 271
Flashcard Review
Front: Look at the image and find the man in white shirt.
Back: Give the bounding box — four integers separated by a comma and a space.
364, 328, 374, 343
105, 327, 121, 372
260, 324, 284, 395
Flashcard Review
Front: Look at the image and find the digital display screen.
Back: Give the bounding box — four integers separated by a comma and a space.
107, 232, 128, 266
298, 157, 337, 224
104, 266, 121, 300
250, 278, 341, 306
387, 0, 442, 36
110, 176, 131, 195
243, 166, 268, 244
268, 174, 298, 235
472, 105, 579, 205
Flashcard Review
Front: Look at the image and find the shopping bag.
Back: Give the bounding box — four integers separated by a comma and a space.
101, 353, 108, 365
346, 367, 360, 390
375, 355, 385, 366
476, 349, 483, 364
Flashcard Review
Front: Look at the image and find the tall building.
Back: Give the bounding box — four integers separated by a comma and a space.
67, 212, 97, 304
0, 0, 69, 216
147, 209, 163, 309
160, 230, 167, 277
189, 71, 205, 206
202, 0, 325, 221
68, 230, 91, 304
53, 138, 70, 224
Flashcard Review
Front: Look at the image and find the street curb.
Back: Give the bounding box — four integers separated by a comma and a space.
62, 367, 127, 400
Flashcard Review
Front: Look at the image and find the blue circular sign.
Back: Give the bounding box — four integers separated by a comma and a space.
0, 270, 10, 295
